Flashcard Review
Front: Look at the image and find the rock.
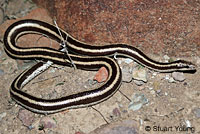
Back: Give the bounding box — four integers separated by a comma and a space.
193, 108, 200, 118
1, 59, 18, 73
128, 93, 148, 111
0, 112, 6, 121
163, 55, 170, 62
133, 80, 145, 86
18, 109, 34, 127
89, 120, 138, 134
0, 69, 4, 75
94, 67, 108, 83
172, 72, 185, 82
39, 116, 57, 129
124, 58, 133, 64
168, 77, 175, 83
32, 0, 198, 57
185, 120, 191, 128
132, 67, 148, 82
165, 74, 175, 83
121, 64, 133, 82
112, 108, 121, 117
196, 57, 200, 66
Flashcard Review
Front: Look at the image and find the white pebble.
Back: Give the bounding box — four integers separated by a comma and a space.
168, 77, 175, 83
0, 112, 6, 121
133, 80, 145, 86
185, 120, 191, 128
165, 74, 170, 80
124, 58, 133, 64
172, 72, 185, 82
152, 72, 158, 76
132, 68, 148, 82
128, 93, 148, 111
117, 59, 122, 65
121, 65, 133, 82
149, 87, 153, 90
163, 55, 170, 62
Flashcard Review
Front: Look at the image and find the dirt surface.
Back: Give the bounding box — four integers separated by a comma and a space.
0, 0, 200, 134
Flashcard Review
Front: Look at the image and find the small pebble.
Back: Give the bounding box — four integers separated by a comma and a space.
50, 68, 56, 73
128, 93, 148, 111
106, 126, 137, 134
113, 108, 121, 117
153, 81, 160, 91
40, 117, 57, 129
117, 59, 122, 65
121, 65, 133, 82
0, 69, 4, 75
172, 72, 185, 82
196, 57, 200, 65
133, 80, 145, 86
88, 79, 97, 86
185, 120, 191, 128
18, 109, 34, 127
2, 59, 18, 73
164, 92, 168, 96
124, 58, 133, 64
183, 82, 187, 86
151, 72, 158, 78
163, 55, 170, 62
156, 89, 161, 94
94, 67, 108, 83
150, 90, 156, 95
165, 74, 170, 80
168, 77, 175, 83
139, 119, 143, 125
132, 67, 147, 82
193, 108, 200, 118
138, 86, 145, 90
152, 72, 158, 76
90, 120, 138, 134
0, 112, 6, 121
47, 130, 60, 134
148, 87, 153, 90
48, 91, 58, 99
165, 74, 175, 83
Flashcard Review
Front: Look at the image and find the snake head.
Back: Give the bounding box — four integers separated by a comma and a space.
175, 60, 196, 73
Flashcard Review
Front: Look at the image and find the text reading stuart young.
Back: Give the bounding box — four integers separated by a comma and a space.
145, 125, 195, 133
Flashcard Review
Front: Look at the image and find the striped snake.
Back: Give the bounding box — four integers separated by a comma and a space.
3, 19, 196, 114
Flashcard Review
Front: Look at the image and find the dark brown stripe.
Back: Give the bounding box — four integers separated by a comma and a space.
11, 56, 121, 113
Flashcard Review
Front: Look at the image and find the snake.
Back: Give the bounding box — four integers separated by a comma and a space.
3, 19, 196, 114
